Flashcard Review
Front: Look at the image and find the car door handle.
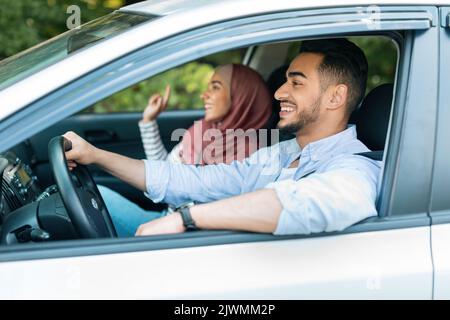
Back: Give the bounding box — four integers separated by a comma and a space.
84, 130, 117, 144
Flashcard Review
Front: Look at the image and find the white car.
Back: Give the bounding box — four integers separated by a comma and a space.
0, 0, 449, 299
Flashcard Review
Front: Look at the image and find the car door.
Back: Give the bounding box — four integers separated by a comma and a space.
0, 4, 437, 299
428, 6, 450, 300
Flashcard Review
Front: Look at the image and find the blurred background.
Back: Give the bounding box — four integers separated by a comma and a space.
0, 0, 136, 60
0, 0, 397, 114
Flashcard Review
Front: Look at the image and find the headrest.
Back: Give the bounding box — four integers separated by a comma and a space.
266, 64, 288, 98
265, 64, 298, 142
355, 83, 394, 151
264, 65, 288, 133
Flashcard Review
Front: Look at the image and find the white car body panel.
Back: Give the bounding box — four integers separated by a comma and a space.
0, 0, 444, 121
431, 222, 450, 299
0, 227, 432, 299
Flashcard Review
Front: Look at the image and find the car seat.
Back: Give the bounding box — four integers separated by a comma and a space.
353, 83, 394, 160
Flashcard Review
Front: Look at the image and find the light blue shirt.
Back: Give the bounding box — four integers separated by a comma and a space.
144, 126, 382, 235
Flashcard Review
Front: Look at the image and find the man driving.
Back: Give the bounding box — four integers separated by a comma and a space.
64, 38, 381, 237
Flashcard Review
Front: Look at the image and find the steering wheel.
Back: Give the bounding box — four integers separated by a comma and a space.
48, 136, 117, 238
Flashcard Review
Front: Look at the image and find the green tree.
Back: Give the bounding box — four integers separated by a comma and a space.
351, 36, 397, 92
0, 0, 122, 60
0, 1, 245, 113
88, 49, 246, 113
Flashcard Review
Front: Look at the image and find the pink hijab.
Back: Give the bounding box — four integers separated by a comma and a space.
180, 64, 272, 165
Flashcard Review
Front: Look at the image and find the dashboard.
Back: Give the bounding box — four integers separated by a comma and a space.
0, 139, 120, 244
0, 151, 42, 223
0, 146, 79, 244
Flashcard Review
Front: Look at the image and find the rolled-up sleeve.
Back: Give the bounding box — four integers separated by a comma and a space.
265, 157, 381, 235
144, 159, 171, 203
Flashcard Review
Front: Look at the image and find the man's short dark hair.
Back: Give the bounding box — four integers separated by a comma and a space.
299, 38, 368, 115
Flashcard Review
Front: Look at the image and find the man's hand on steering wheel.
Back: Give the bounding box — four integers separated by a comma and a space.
49, 133, 117, 238
63, 131, 98, 169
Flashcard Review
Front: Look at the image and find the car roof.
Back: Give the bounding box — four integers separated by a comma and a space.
120, 0, 222, 16
120, 0, 447, 16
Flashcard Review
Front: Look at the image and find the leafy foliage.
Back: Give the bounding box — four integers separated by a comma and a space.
0, 0, 122, 60
351, 36, 397, 93
88, 49, 246, 113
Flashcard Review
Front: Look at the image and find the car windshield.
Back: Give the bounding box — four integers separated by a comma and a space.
0, 11, 155, 91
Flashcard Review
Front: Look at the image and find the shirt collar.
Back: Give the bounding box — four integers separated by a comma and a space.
283, 125, 358, 162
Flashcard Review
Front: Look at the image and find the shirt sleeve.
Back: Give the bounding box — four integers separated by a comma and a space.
167, 142, 184, 164
144, 156, 255, 207
139, 120, 169, 161
265, 156, 381, 235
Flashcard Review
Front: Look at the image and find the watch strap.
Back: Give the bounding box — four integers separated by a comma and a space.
179, 206, 198, 231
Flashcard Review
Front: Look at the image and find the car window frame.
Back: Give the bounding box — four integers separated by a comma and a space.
0, 5, 438, 261
378, 25, 439, 220
429, 6, 450, 225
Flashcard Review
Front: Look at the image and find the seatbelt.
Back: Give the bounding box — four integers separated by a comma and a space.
355, 150, 384, 161
297, 150, 383, 179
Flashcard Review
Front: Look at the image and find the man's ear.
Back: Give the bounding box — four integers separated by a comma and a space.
327, 84, 348, 111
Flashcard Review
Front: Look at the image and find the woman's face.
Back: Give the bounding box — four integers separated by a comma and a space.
201, 71, 231, 123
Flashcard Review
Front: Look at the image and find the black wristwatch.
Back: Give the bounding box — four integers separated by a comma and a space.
179, 205, 198, 231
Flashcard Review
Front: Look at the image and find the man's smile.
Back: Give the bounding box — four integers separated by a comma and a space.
279, 101, 296, 117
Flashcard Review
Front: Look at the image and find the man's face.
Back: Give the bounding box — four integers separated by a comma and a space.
274, 53, 325, 134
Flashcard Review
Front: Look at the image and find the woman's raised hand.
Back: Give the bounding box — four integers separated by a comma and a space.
142, 85, 171, 123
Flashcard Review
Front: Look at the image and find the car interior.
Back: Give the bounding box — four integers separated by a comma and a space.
0, 34, 398, 245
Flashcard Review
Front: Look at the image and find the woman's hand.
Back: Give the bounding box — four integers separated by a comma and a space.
142, 85, 171, 123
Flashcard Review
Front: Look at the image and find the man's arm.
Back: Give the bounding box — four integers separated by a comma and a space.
93, 149, 146, 191
63, 131, 146, 191
191, 189, 282, 232
135, 156, 381, 236
135, 188, 282, 236
63, 131, 262, 205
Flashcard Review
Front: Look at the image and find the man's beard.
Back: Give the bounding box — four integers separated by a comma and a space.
277, 96, 321, 135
